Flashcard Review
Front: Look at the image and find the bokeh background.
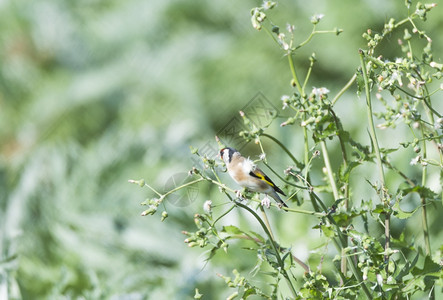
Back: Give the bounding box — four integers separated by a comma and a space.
1, 0, 442, 299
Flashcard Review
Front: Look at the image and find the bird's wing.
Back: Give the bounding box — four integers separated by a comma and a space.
249, 167, 286, 196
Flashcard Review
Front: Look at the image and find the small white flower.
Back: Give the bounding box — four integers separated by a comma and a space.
203, 200, 212, 213
376, 273, 383, 286
430, 61, 443, 71
259, 153, 266, 161
286, 23, 295, 33
277, 33, 289, 50
410, 155, 421, 165
312, 87, 330, 98
284, 166, 292, 175
310, 14, 325, 24
281, 95, 290, 110
389, 71, 403, 86
261, 196, 271, 209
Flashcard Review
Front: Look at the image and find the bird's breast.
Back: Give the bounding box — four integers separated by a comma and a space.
228, 164, 271, 193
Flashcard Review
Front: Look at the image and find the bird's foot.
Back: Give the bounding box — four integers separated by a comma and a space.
235, 190, 244, 200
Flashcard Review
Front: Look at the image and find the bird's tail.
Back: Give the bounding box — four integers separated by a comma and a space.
269, 190, 288, 209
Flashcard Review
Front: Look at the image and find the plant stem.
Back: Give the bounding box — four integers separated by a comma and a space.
235, 201, 297, 298
262, 133, 304, 169
260, 206, 275, 240
320, 140, 349, 283
212, 204, 236, 227
263, 162, 307, 189
420, 125, 431, 255
331, 73, 357, 105
162, 178, 205, 199
359, 50, 390, 273
358, 52, 386, 185
302, 56, 315, 93
288, 51, 305, 97
321, 141, 340, 200
322, 138, 352, 283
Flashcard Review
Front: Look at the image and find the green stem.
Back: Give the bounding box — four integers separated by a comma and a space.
320, 139, 348, 283
302, 56, 315, 93
320, 141, 340, 200
262, 133, 304, 169
262, 25, 281, 47
212, 204, 235, 227
162, 178, 205, 199
309, 193, 372, 297
288, 52, 305, 97
359, 50, 390, 273
129, 179, 161, 197
328, 108, 349, 203
331, 73, 357, 105
295, 26, 316, 50
420, 125, 431, 255
235, 201, 297, 298
295, 28, 337, 50
358, 51, 386, 184
260, 206, 275, 240
263, 162, 307, 189
382, 159, 415, 187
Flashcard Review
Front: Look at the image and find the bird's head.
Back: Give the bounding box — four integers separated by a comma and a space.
219, 147, 239, 164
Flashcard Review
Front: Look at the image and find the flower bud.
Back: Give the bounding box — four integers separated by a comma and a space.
161, 211, 168, 222
141, 206, 157, 216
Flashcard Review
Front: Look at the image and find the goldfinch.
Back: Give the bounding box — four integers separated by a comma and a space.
219, 147, 288, 208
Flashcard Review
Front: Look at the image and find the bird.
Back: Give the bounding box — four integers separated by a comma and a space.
219, 147, 288, 209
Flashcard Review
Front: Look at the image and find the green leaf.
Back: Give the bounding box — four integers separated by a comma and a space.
401, 185, 438, 200
250, 256, 263, 277
248, 230, 266, 244
332, 209, 366, 226
411, 256, 441, 276
241, 287, 256, 298
320, 224, 336, 238
402, 275, 426, 293
372, 204, 386, 214
339, 161, 361, 183
379, 147, 399, 154
264, 248, 279, 266
396, 252, 419, 280
356, 69, 365, 95
222, 225, 245, 235
392, 200, 419, 219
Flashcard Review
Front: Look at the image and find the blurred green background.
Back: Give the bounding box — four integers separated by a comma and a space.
1, 0, 442, 299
